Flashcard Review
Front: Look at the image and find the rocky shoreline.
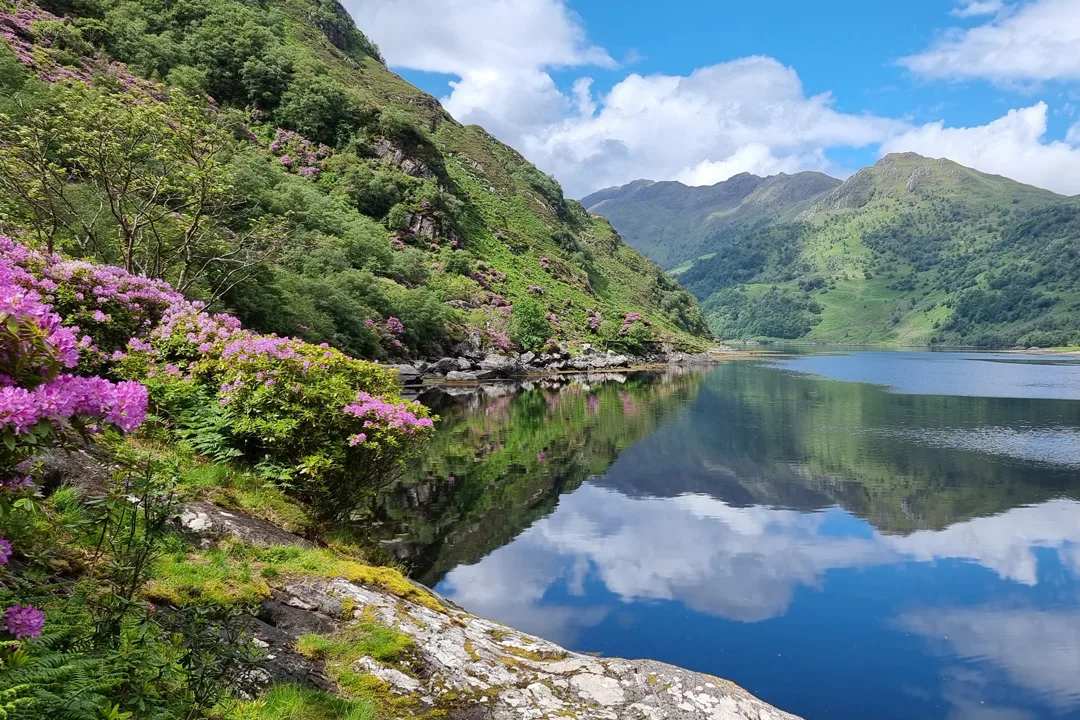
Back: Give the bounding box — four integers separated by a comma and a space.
387, 341, 746, 386
180, 502, 803, 720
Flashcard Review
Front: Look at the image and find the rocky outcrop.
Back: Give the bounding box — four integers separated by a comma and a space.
179, 498, 800, 719
271, 575, 802, 720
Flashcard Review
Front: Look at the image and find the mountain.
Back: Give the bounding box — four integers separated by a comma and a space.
593, 153, 1080, 347
582, 171, 842, 269
0, 0, 711, 362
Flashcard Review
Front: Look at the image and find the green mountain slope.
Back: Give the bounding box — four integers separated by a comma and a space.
0, 0, 711, 361
607, 153, 1080, 347
582, 171, 841, 269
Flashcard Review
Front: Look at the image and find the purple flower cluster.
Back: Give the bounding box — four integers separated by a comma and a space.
539, 257, 550, 270
0, 538, 11, 565
267, 128, 329, 179
585, 308, 603, 331
470, 262, 507, 290
526, 285, 545, 295
0, 3, 161, 95
3, 604, 44, 639
620, 312, 649, 335
0, 376, 147, 434
343, 391, 434, 444
385, 317, 404, 336
0, 239, 148, 442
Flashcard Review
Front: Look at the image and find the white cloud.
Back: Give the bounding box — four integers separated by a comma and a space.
900, 608, 1080, 709
1067, 119, 1080, 145
951, 0, 1004, 18
345, 0, 612, 75
901, 0, 1080, 83
348, 0, 1080, 198
345, 0, 901, 197
518, 57, 902, 196
881, 103, 1080, 194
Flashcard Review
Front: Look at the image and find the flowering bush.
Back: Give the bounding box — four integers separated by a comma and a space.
0, 243, 147, 472
0, 235, 434, 516
267, 128, 329, 179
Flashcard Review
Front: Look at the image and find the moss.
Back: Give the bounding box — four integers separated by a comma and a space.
487, 628, 509, 642
463, 639, 480, 662
502, 646, 567, 662
145, 541, 444, 613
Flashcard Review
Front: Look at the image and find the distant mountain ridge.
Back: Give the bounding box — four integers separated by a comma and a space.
586, 153, 1080, 347
582, 171, 842, 268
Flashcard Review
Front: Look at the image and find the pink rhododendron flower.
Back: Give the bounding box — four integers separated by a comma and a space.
3, 605, 44, 639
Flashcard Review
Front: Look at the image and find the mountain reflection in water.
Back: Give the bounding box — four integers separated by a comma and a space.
370, 352, 1080, 720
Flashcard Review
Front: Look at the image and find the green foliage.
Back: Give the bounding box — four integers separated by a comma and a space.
0, 0, 712, 370
659, 154, 1080, 345
509, 299, 551, 352
705, 287, 822, 340
230, 684, 375, 720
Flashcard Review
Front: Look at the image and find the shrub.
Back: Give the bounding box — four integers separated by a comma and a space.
510, 299, 551, 353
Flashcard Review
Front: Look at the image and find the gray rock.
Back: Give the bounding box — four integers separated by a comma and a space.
274, 575, 804, 720
386, 364, 423, 385
178, 501, 314, 548
452, 332, 485, 360
430, 357, 457, 375
445, 370, 479, 382
519, 351, 536, 366
478, 354, 520, 377
455, 357, 475, 371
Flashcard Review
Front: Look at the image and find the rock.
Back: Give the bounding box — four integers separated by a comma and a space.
429, 357, 457, 375
178, 501, 314, 548
455, 357, 474, 371
452, 332, 484, 360
386, 364, 423, 385
477, 354, 520, 377
519, 351, 536, 366
270, 574, 803, 720
445, 371, 479, 382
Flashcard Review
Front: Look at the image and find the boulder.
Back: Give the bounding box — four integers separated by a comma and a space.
519, 351, 537, 366
445, 370, 479, 382
454, 357, 474, 371
386, 364, 422, 385
478, 354, 520, 377
430, 357, 457, 375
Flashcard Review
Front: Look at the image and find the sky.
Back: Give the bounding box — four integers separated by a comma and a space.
343, 0, 1080, 199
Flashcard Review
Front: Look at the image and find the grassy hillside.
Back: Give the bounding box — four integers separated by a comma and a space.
671, 153, 1080, 346
582, 171, 841, 268
0, 0, 711, 361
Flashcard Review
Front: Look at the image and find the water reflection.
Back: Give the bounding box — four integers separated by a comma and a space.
375, 353, 1080, 720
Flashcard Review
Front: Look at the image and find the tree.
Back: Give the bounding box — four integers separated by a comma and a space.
0, 84, 283, 299
510, 299, 551, 352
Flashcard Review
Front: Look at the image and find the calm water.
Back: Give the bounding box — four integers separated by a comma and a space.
375, 350, 1080, 720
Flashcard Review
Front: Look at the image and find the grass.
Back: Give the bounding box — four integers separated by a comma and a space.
144, 541, 444, 612
229, 684, 376, 720
296, 623, 416, 667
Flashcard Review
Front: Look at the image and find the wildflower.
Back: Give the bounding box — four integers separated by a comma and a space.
3, 605, 44, 639
0, 538, 11, 565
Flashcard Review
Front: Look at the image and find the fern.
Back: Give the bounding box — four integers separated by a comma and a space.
0, 632, 116, 720
173, 394, 243, 463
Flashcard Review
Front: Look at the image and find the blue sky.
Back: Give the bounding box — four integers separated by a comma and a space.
345, 0, 1080, 198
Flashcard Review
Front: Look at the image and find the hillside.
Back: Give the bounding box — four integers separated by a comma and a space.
582, 171, 841, 269
598, 153, 1080, 346
0, 0, 711, 364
